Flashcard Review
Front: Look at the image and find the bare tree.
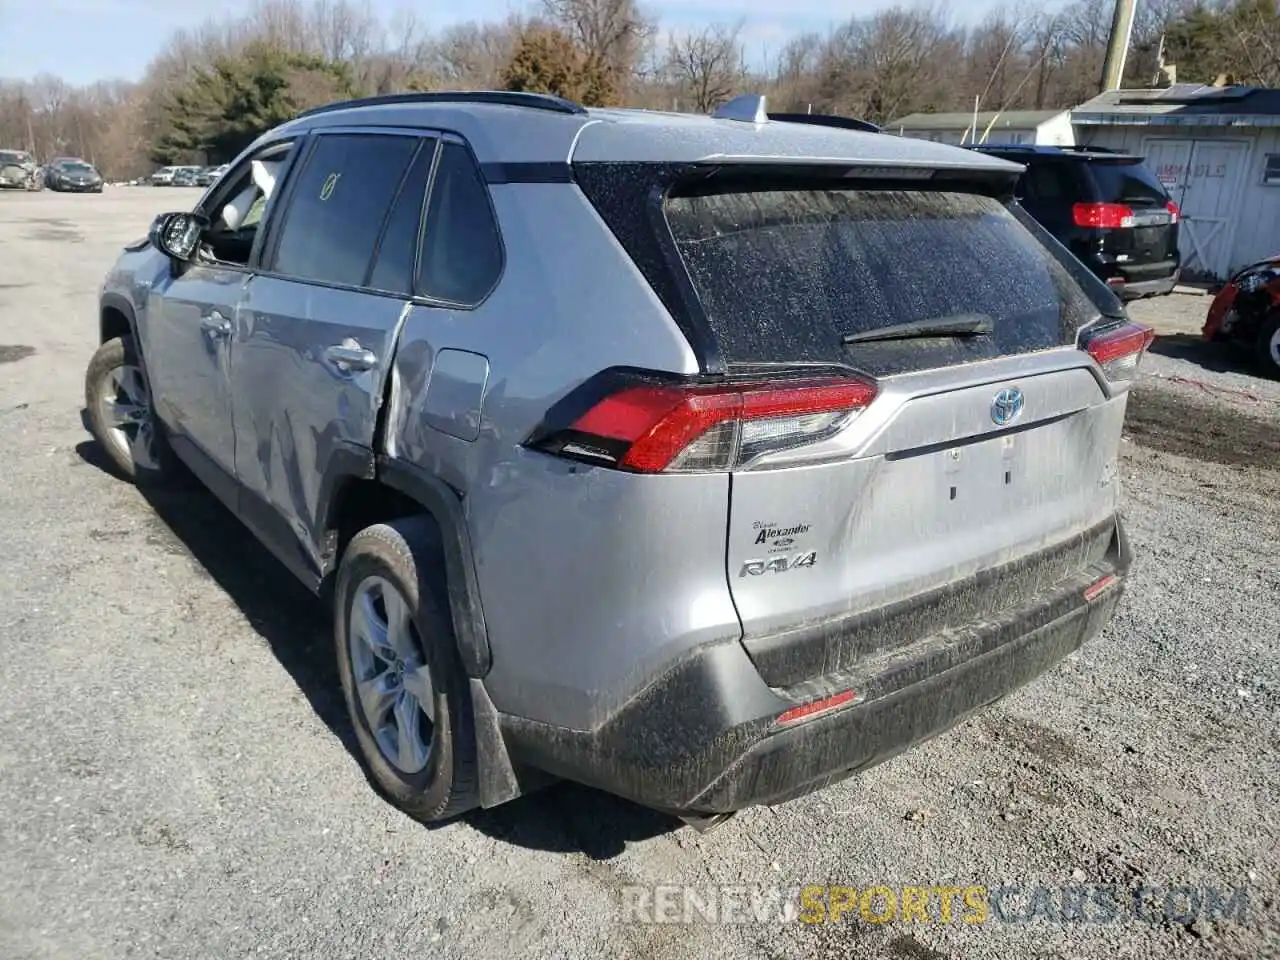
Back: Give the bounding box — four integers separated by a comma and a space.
425, 16, 528, 89
665, 22, 745, 112
542, 0, 656, 90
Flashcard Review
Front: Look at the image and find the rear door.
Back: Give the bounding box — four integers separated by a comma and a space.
231, 129, 435, 578
662, 183, 1128, 684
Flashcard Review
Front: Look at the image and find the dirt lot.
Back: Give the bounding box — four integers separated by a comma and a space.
1, 188, 1277, 960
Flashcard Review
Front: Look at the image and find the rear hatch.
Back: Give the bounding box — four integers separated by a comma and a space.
1082, 157, 1180, 271
564, 160, 1147, 690
658, 173, 1134, 688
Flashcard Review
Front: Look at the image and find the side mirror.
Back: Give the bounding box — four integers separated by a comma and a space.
148, 211, 208, 262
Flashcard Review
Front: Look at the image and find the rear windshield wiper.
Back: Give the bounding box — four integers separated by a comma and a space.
842, 313, 994, 345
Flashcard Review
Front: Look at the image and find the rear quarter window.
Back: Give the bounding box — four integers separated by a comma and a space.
416, 140, 503, 305
664, 187, 1102, 369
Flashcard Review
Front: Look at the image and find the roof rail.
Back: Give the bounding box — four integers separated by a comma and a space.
713, 94, 769, 123
767, 112, 881, 134
295, 90, 588, 120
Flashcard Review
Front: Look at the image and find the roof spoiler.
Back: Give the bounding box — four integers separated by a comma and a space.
712, 94, 881, 133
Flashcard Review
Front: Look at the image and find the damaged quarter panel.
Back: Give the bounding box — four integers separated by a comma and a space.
385, 181, 746, 730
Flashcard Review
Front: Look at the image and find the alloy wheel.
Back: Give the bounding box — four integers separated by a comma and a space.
98, 363, 160, 471
348, 576, 435, 774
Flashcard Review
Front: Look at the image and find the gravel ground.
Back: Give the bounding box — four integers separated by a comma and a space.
1, 189, 1277, 960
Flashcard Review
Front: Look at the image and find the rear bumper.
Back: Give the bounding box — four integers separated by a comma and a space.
1115, 273, 1179, 298
1102, 258, 1180, 298
498, 516, 1132, 814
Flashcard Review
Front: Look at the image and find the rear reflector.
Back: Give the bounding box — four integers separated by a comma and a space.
1084, 573, 1119, 601
775, 689, 857, 727
1082, 322, 1156, 384
531, 374, 878, 473
1073, 202, 1135, 229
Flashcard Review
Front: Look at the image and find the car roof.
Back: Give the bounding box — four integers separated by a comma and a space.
268, 91, 1021, 176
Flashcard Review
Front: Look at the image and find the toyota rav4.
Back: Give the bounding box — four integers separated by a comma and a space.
84, 92, 1149, 827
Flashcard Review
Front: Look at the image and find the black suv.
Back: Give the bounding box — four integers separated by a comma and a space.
974, 145, 1180, 299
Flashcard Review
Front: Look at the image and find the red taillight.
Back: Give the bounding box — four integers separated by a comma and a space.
1082, 321, 1156, 383
533, 374, 879, 474
775, 689, 857, 726
1073, 202, 1136, 229
1165, 200, 1180, 224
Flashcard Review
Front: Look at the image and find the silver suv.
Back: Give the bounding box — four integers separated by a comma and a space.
84, 92, 1151, 827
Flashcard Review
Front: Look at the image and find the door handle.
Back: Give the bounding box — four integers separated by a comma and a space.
323, 339, 377, 374
200, 311, 232, 338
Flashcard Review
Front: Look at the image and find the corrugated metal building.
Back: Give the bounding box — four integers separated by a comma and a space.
887, 109, 1076, 147
1073, 85, 1280, 280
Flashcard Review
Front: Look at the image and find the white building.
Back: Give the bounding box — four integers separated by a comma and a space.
1072, 84, 1280, 280
886, 109, 1076, 147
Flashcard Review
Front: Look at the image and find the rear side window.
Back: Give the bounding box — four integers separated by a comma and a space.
1023, 162, 1075, 203
1086, 161, 1169, 208
418, 141, 503, 305
368, 139, 437, 296
271, 133, 419, 287
664, 188, 1101, 366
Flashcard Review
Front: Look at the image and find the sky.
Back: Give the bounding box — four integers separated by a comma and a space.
0, 0, 1028, 86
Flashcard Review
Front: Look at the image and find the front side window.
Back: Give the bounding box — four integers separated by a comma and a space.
197, 142, 295, 267
271, 133, 420, 288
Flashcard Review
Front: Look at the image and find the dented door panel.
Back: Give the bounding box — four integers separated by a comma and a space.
231, 276, 408, 570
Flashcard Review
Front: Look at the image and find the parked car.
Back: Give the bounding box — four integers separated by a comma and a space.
43, 158, 104, 193
150, 166, 180, 185
972, 144, 1181, 300
171, 166, 201, 187
1203, 254, 1280, 377
0, 149, 40, 189
83, 91, 1151, 827
195, 164, 229, 186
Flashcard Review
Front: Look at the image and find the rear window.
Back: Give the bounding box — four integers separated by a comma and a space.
664, 188, 1102, 368
1085, 161, 1169, 208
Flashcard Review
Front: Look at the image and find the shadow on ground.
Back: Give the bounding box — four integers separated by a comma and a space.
75, 434, 681, 859
1149, 333, 1250, 375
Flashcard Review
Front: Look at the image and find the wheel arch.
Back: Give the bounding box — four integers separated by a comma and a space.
320, 455, 492, 680
100, 293, 138, 346
321, 459, 534, 809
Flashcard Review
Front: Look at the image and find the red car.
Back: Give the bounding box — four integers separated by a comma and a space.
1203, 255, 1280, 377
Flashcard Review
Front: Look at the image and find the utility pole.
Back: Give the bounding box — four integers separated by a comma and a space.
1100, 0, 1138, 93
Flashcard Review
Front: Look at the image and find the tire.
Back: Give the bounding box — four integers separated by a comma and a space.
84, 335, 182, 484
335, 516, 479, 822
1255, 315, 1280, 379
